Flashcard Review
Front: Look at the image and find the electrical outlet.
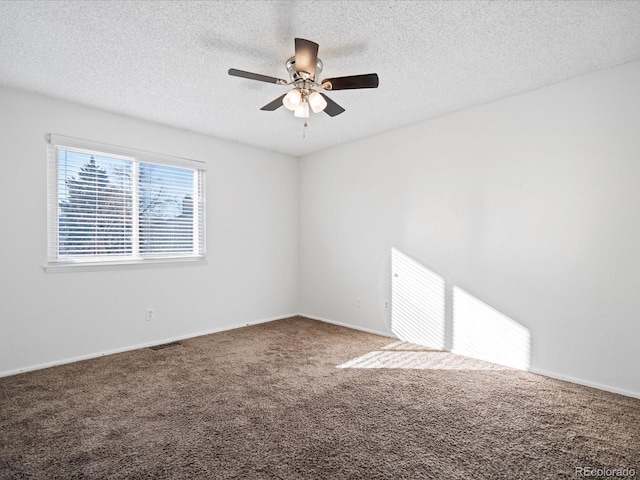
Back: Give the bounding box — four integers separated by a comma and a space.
146, 308, 156, 321
356, 297, 362, 308
384, 300, 389, 310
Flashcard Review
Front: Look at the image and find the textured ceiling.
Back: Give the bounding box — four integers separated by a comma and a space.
1, 0, 640, 157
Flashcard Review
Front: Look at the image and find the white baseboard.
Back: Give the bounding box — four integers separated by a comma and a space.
529, 367, 640, 400
299, 313, 396, 339
4, 312, 639, 400
300, 314, 640, 400
0, 313, 298, 378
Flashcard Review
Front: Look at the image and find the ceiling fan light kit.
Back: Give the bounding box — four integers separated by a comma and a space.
283, 89, 302, 110
228, 38, 379, 119
308, 91, 327, 113
294, 101, 309, 118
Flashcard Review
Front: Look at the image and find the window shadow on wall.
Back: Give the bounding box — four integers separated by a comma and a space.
452, 286, 531, 370
341, 248, 531, 371
391, 248, 446, 350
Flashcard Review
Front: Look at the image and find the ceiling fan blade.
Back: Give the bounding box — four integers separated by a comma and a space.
319, 93, 345, 117
260, 94, 286, 111
294, 38, 319, 79
321, 73, 379, 90
228, 68, 287, 85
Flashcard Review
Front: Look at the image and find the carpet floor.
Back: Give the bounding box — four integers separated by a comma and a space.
1, 316, 639, 479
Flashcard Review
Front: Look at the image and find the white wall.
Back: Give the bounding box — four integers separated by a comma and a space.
0, 87, 298, 375
299, 60, 640, 397
3, 60, 639, 398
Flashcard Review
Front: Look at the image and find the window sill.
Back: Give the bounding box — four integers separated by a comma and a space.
44, 257, 207, 273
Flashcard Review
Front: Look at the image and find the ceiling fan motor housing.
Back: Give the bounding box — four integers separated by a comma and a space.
286, 56, 323, 83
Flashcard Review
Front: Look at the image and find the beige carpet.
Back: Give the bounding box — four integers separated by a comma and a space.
1, 316, 639, 479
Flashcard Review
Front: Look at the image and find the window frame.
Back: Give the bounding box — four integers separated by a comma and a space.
45, 134, 206, 273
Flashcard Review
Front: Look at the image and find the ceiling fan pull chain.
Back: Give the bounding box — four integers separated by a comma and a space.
303, 120, 308, 139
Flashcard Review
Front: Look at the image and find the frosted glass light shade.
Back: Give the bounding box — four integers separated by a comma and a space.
294, 101, 309, 118
283, 89, 302, 111
308, 91, 327, 113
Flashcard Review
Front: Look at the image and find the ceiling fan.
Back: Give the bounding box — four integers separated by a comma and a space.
228, 38, 379, 118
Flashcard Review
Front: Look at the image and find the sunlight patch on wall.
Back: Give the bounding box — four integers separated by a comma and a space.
391, 248, 445, 350
452, 287, 531, 370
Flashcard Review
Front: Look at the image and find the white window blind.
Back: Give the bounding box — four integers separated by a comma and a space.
47, 135, 206, 270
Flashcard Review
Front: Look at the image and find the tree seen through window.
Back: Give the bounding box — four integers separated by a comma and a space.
57, 150, 197, 259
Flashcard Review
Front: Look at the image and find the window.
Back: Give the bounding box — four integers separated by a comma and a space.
47, 134, 205, 270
